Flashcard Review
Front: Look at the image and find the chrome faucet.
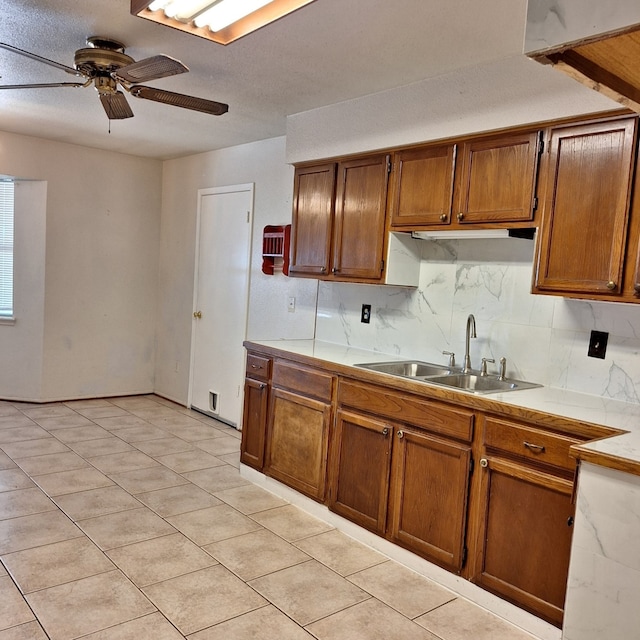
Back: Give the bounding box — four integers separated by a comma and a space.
463, 314, 476, 373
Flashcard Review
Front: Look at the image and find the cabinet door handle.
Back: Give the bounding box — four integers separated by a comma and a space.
332, 267, 338, 274
397, 430, 404, 439
523, 441, 546, 454
567, 516, 574, 527
606, 281, 617, 290
258, 383, 266, 390
382, 427, 389, 437
439, 213, 447, 222
457, 212, 464, 221
480, 458, 488, 468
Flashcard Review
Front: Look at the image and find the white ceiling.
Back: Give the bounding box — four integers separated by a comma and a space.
0, 0, 533, 159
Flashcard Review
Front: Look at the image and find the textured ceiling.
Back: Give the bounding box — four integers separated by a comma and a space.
0, 0, 531, 159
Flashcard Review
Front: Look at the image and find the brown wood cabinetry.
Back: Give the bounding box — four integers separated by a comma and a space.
240, 353, 270, 470
264, 360, 334, 501
533, 116, 638, 299
389, 131, 541, 230
331, 378, 474, 572
289, 163, 336, 277
474, 415, 583, 627
329, 409, 392, 534
244, 346, 594, 627
388, 426, 472, 572
289, 154, 390, 282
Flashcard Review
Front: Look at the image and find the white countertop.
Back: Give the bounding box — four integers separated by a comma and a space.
249, 339, 640, 470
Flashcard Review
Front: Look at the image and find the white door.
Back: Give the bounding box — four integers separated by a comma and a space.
189, 184, 254, 427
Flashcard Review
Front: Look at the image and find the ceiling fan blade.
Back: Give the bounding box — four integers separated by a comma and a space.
114, 55, 188, 84
0, 42, 81, 77
130, 85, 229, 116
0, 81, 88, 90
99, 91, 134, 120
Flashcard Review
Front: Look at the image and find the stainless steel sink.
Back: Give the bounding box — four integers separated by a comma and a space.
427, 373, 542, 394
355, 360, 453, 379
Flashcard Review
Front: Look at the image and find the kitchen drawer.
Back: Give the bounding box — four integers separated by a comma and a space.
483, 416, 584, 471
246, 354, 271, 382
338, 379, 474, 442
273, 360, 333, 402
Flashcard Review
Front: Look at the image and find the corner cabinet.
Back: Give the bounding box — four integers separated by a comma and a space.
289, 154, 391, 283
533, 116, 638, 300
389, 130, 542, 230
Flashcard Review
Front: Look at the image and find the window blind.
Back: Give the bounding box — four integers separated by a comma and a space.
0, 181, 14, 317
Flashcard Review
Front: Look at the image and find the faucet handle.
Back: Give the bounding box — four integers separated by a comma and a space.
498, 357, 507, 381
442, 351, 456, 368
480, 357, 495, 376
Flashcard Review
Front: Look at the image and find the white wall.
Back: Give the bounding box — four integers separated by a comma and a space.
286, 55, 614, 163
0, 131, 162, 402
155, 136, 317, 405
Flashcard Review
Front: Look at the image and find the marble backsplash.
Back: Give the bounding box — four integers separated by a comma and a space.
315, 237, 640, 403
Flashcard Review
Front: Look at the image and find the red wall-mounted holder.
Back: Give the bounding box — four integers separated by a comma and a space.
262, 224, 291, 275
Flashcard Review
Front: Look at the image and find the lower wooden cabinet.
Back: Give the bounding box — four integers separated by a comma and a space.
388, 426, 472, 573
240, 377, 268, 470
328, 409, 393, 534
331, 378, 474, 573
475, 456, 574, 627
240, 353, 271, 471
264, 359, 334, 502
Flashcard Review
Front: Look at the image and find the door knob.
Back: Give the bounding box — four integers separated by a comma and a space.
193, 311, 202, 319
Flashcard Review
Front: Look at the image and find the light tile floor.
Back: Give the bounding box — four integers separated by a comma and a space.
0, 394, 536, 640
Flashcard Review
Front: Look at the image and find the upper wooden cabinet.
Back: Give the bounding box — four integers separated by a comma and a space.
289, 163, 336, 277
533, 116, 638, 299
389, 130, 542, 230
289, 154, 391, 282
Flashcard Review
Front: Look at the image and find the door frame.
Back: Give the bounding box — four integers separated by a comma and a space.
187, 183, 255, 423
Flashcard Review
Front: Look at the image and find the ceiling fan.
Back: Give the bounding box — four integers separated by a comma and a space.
0, 36, 229, 120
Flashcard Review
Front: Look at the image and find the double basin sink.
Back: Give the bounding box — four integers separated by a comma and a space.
355, 360, 541, 394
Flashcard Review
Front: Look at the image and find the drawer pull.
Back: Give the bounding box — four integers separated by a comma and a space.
523, 441, 546, 454
397, 430, 404, 439
251, 364, 260, 369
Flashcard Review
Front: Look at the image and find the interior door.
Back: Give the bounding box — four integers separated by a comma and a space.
190, 184, 254, 427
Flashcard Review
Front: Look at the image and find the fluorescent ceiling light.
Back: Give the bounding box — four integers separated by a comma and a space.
132, 0, 317, 45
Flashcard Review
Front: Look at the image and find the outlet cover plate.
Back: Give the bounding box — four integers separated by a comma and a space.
588, 330, 608, 359
361, 304, 371, 324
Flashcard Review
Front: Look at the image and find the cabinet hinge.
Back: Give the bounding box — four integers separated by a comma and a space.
386, 155, 392, 174
461, 546, 468, 568
469, 457, 474, 477
380, 259, 385, 273
538, 131, 545, 155
532, 196, 539, 212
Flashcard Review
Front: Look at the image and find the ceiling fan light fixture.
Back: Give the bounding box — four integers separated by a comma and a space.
131, 0, 317, 45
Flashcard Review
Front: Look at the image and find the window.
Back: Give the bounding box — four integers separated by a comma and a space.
0, 180, 14, 318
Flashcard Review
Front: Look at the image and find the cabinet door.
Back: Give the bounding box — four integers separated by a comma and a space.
332, 154, 390, 280
454, 131, 541, 224
389, 144, 456, 227
240, 377, 268, 470
289, 163, 336, 277
328, 409, 393, 535
265, 387, 331, 501
476, 457, 574, 627
534, 117, 637, 295
388, 427, 472, 573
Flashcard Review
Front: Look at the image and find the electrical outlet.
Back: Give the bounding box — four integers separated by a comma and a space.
588, 330, 608, 359
361, 304, 371, 324
288, 297, 295, 312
